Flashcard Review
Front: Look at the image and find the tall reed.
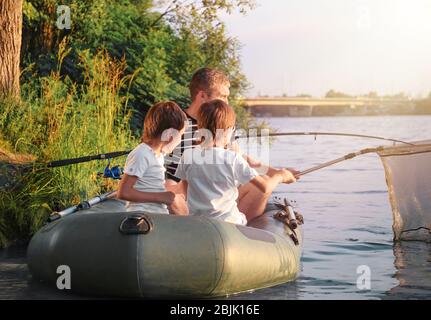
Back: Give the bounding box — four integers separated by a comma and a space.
0, 49, 137, 247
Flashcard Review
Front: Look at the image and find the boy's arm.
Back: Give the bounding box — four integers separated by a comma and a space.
234, 152, 297, 196
250, 169, 296, 195
117, 174, 175, 205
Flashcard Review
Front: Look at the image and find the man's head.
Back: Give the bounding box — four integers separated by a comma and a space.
189, 68, 230, 105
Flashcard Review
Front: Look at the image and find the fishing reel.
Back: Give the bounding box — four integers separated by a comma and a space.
98, 159, 124, 180
273, 197, 304, 228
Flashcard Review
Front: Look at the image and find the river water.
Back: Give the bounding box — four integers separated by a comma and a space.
1, 116, 430, 300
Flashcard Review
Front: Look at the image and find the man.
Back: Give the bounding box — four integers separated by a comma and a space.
165, 68, 230, 181
166, 67, 298, 220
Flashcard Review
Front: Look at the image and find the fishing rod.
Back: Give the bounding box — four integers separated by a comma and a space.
44, 144, 395, 222
47, 147, 387, 222
235, 131, 414, 146
297, 146, 385, 177
42, 132, 411, 168
48, 191, 117, 222
46, 150, 131, 168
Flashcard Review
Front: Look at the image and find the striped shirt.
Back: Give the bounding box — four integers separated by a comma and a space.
165, 114, 199, 182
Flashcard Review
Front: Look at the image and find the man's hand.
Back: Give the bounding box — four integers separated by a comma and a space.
168, 194, 189, 216
160, 191, 176, 205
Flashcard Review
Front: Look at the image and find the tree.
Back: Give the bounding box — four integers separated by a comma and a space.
384, 92, 407, 100
21, 0, 256, 131
367, 91, 378, 99
325, 89, 351, 98
0, 0, 23, 98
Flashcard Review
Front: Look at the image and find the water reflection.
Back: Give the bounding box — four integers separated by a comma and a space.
225, 280, 300, 300
0, 245, 87, 300
385, 241, 431, 299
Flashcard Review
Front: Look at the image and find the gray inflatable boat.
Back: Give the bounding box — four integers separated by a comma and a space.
27, 195, 303, 298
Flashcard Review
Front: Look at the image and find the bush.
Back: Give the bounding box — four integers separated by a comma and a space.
21, 0, 256, 133
0, 50, 136, 247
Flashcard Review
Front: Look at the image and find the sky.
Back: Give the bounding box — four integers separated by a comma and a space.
221, 0, 431, 98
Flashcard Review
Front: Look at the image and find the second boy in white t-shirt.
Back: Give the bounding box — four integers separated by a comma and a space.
176, 100, 296, 225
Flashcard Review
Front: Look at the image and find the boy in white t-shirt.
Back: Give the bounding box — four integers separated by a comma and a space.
175, 100, 297, 225
117, 101, 189, 215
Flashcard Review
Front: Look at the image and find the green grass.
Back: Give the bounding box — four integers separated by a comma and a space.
0, 50, 137, 247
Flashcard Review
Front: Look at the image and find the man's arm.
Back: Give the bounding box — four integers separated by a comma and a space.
167, 180, 189, 216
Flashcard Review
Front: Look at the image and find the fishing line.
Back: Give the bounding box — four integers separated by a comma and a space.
235, 131, 414, 146
39, 132, 411, 169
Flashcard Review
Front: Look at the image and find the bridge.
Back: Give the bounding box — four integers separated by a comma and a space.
242, 97, 416, 117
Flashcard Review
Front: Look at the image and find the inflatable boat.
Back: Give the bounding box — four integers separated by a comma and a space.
27, 194, 303, 298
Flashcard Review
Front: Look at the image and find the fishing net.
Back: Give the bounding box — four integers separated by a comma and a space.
378, 141, 431, 242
